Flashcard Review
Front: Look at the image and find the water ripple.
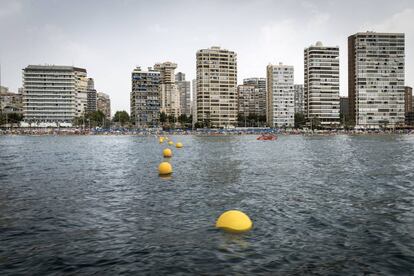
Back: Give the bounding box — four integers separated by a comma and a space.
0, 135, 414, 275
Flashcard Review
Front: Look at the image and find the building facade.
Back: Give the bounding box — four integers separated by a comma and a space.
348, 32, 405, 128
404, 86, 412, 113
130, 66, 160, 127
154, 62, 181, 118
97, 92, 111, 120
242, 78, 266, 118
340, 96, 349, 123
22, 65, 88, 125
0, 86, 23, 114
196, 46, 237, 128
304, 42, 340, 126
294, 84, 304, 114
237, 85, 259, 119
405, 86, 413, 126
266, 63, 295, 128
175, 72, 191, 117
192, 79, 197, 126
86, 78, 97, 113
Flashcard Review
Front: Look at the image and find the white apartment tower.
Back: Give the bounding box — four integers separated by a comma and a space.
196, 46, 237, 127
154, 62, 181, 118
23, 65, 88, 125
266, 63, 295, 127
294, 84, 304, 114
304, 42, 340, 126
348, 32, 405, 128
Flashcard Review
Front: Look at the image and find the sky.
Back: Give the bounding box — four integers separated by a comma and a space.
1, 0, 413, 115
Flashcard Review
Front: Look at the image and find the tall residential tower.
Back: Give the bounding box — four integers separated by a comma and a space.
175, 72, 191, 117
154, 62, 181, 118
243, 78, 266, 118
22, 65, 88, 125
130, 66, 160, 127
266, 63, 295, 127
304, 42, 340, 126
196, 46, 237, 127
348, 32, 405, 128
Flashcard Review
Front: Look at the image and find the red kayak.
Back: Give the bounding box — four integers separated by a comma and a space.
257, 134, 277, 141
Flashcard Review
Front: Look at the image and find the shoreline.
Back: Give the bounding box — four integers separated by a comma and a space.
1, 128, 413, 137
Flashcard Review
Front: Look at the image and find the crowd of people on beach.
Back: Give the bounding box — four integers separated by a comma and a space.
1, 127, 413, 136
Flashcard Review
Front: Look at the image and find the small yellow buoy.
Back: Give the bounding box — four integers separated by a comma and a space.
175, 142, 183, 148
159, 137, 164, 144
163, 148, 172, 158
158, 162, 173, 175
216, 210, 253, 233
168, 141, 174, 146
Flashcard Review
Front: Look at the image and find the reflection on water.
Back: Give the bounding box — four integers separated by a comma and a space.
1, 135, 414, 275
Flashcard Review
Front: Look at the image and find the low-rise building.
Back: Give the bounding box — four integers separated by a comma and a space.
0, 86, 23, 114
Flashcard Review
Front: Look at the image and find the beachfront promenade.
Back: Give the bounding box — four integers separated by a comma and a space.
1, 127, 413, 136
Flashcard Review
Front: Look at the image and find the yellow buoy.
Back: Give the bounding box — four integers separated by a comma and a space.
175, 142, 183, 148
216, 210, 253, 233
163, 148, 172, 158
159, 137, 164, 144
168, 141, 174, 146
158, 162, 173, 175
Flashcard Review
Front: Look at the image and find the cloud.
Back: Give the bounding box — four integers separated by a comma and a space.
236, 12, 331, 84
362, 8, 414, 32
148, 24, 168, 33
0, 1, 22, 18
362, 8, 414, 87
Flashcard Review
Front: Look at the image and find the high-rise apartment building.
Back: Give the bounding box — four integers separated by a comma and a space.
175, 72, 191, 117
404, 86, 412, 113
348, 32, 405, 128
23, 65, 88, 124
340, 96, 349, 122
130, 66, 160, 127
192, 79, 197, 126
405, 86, 413, 126
86, 77, 97, 113
243, 78, 266, 118
304, 42, 340, 126
154, 62, 180, 118
237, 85, 259, 119
196, 46, 237, 127
266, 63, 295, 127
294, 84, 304, 114
97, 92, 111, 120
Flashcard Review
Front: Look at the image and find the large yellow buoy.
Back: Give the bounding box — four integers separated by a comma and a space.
158, 162, 173, 175
168, 141, 174, 146
163, 148, 172, 158
175, 142, 183, 148
216, 210, 253, 233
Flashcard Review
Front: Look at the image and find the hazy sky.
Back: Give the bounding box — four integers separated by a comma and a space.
1, 0, 413, 114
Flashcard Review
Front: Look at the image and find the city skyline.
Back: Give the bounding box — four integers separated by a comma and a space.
1, 0, 414, 114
